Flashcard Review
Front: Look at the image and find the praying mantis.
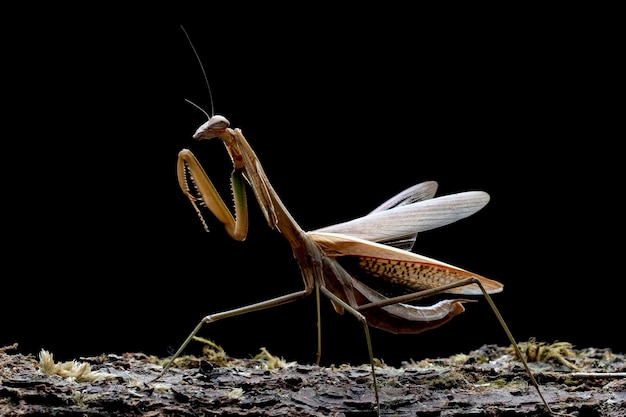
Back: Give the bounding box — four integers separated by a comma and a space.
158, 119, 556, 414
155, 29, 556, 416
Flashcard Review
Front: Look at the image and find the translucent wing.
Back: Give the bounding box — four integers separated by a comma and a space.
314, 187, 490, 250
357, 181, 439, 250
367, 181, 438, 214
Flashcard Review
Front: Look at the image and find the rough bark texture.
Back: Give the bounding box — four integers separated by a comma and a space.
1, 342, 625, 416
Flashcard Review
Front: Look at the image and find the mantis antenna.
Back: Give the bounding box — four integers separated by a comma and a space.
185, 99, 210, 120
180, 25, 214, 118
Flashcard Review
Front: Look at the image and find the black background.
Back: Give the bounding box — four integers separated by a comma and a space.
2, 22, 621, 368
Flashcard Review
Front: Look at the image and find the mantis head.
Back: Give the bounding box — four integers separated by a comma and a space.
193, 115, 230, 140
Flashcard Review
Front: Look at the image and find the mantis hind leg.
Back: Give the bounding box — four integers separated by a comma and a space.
358, 277, 555, 415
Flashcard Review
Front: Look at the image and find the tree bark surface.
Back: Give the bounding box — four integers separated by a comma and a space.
1, 343, 624, 416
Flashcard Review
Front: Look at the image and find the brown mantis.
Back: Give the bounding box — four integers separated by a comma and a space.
156, 117, 558, 415
154, 28, 556, 416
